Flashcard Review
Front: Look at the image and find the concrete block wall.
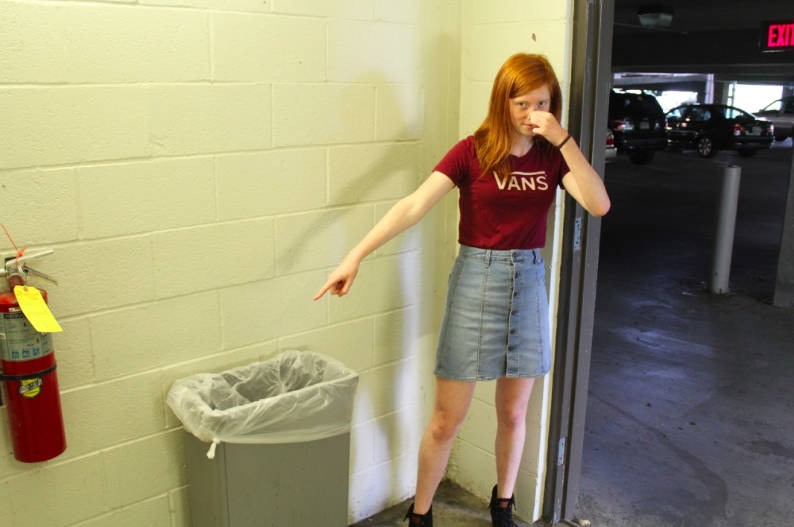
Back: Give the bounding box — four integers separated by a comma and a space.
0, 0, 461, 525
449, 0, 573, 522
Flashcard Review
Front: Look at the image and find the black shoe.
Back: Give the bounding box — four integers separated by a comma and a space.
404, 503, 433, 526
489, 485, 517, 527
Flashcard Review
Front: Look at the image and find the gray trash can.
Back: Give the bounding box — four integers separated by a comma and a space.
167, 350, 359, 527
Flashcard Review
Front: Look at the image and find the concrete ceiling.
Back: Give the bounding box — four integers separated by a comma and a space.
611, 0, 794, 86
614, 0, 787, 34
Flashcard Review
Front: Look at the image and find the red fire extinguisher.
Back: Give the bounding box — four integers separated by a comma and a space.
0, 250, 66, 463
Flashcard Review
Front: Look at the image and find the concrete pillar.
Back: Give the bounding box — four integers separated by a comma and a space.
692, 80, 707, 103
773, 147, 794, 309
727, 81, 737, 106
704, 74, 715, 104
712, 81, 730, 105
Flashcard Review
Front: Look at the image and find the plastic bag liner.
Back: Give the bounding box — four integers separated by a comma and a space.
167, 350, 358, 459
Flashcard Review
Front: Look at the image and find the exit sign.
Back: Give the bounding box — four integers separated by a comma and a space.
760, 20, 794, 52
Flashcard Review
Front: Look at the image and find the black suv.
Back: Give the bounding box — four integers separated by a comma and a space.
608, 90, 668, 164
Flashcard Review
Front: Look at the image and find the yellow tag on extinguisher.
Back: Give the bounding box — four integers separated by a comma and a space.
13, 286, 63, 333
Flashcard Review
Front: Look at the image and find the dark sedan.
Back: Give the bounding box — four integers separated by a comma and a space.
665, 104, 774, 158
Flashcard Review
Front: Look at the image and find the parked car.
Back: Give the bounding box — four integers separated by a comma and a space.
665, 104, 774, 158
605, 129, 617, 162
755, 96, 794, 141
608, 90, 668, 165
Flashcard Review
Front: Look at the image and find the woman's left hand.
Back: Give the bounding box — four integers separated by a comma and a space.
527, 112, 611, 217
528, 111, 568, 147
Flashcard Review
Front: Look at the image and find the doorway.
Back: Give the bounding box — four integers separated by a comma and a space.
544, 1, 794, 525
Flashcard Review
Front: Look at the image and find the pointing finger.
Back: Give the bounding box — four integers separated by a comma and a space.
313, 280, 334, 300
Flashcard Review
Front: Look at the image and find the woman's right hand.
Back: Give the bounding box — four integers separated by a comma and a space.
313, 172, 454, 301
313, 255, 361, 300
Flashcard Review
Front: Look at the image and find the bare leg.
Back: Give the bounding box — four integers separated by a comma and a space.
413, 377, 477, 514
494, 377, 535, 500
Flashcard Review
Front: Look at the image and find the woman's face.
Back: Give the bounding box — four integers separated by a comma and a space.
508, 84, 552, 141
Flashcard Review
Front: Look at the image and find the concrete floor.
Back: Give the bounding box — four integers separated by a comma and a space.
579, 141, 794, 527
352, 141, 794, 527
351, 480, 533, 527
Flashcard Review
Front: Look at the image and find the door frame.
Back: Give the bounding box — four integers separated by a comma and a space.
542, 0, 615, 524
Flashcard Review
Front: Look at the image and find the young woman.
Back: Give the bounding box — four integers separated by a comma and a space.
314, 53, 610, 527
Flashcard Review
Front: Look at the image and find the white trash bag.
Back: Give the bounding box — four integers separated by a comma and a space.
167, 350, 358, 459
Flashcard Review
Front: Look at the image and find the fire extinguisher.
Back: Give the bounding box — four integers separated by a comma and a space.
0, 249, 66, 463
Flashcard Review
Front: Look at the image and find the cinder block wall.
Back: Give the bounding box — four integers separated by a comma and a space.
448, 0, 572, 521
0, 0, 460, 525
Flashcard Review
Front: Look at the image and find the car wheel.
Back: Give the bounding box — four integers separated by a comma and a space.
696, 135, 717, 158
775, 136, 787, 142
629, 150, 655, 165
737, 149, 758, 157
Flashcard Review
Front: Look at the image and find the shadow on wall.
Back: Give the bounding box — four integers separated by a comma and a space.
276, 74, 421, 274
275, 72, 427, 517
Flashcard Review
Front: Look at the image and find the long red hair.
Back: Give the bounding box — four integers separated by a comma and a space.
474, 53, 563, 180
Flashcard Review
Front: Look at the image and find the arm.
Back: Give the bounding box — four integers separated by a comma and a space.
559, 138, 611, 217
313, 170, 455, 299
529, 112, 611, 217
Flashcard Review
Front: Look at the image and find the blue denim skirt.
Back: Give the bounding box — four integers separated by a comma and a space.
434, 245, 552, 381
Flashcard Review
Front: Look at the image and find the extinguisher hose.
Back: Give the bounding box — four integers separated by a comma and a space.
0, 363, 57, 382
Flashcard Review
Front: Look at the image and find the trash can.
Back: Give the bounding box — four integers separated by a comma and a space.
167, 350, 359, 527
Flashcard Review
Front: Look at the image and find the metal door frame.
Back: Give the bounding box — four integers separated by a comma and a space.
542, 0, 614, 524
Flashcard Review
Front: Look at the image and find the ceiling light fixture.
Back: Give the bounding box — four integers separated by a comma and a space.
637, 4, 674, 29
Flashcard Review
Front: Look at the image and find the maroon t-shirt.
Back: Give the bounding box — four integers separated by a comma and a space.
434, 136, 570, 250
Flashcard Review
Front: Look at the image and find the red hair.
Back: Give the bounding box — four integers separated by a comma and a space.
474, 54, 563, 180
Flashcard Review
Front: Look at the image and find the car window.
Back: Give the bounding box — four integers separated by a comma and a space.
667, 107, 686, 119
762, 100, 783, 112
617, 93, 662, 113
610, 90, 666, 119
689, 107, 711, 121
633, 95, 662, 114
785, 99, 794, 114
725, 107, 749, 120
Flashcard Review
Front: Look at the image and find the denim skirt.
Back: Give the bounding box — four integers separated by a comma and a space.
434, 245, 552, 381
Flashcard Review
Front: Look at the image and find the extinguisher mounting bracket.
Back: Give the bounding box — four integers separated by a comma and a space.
0, 363, 58, 382
1, 249, 57, 286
